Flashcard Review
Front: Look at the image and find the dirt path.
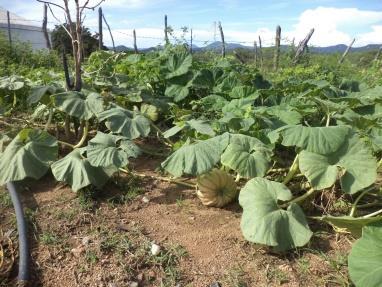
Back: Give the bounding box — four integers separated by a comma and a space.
0, 157, 352, 287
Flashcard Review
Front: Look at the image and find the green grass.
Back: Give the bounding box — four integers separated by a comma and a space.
40, 231, 60, 245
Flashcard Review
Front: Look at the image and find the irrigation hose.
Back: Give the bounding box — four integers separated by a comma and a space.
6, 182, 29, 284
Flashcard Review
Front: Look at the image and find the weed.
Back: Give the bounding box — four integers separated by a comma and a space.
40, 231, 60, 245
0, 188, 12, 208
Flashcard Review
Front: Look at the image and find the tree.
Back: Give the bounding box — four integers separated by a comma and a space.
51, 23, 99, 58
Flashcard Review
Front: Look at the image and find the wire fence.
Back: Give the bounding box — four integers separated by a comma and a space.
0, 13, 291, 50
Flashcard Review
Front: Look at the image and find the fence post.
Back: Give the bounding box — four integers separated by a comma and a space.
42, 4, 51, 49
98, 7, 103, 50
164, 15, 169, 45
258, 36, 263, 68
6, 11, 12, 48
102, 13, 115, 52
218, 21, 225, 58
294, 28, 314, 64
190, 29, 193, 54
338, 38, 355, 64
274, 25, 281, 71
374, 46, 382, 61
253, 40, 258, 67
133, 29, 138, 53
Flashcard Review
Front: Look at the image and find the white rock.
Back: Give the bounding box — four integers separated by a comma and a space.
82, 236, 91, 245
142, 196, 150, 203
151, 243, 161, 256
129, 282, 139, 287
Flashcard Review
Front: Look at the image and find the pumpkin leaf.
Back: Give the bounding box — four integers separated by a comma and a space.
348, 222, 382, 287
52, 91, 104, 120
319, 215, 382, 237
299, 133, 377, 194
221, 134, 272, 178
98, 107, 151, 139
239, 177, 312, 251
161, 133, 230, 177
51, 148, 114, 192
0, 129, 58, 185
165, 52, 192, 79
280, 125, 351, 154
86, 132, 141, 168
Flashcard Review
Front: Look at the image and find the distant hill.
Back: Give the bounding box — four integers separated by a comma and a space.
110, 42, 381, 54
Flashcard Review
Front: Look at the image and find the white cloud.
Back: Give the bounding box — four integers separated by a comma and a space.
289, 7, 382, 46
357, 25, 382, 46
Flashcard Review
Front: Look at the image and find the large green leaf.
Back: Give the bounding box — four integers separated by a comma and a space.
192, 69, 214, 89
28, 85, 62, 105
186, 119, 215, 136
51, 148, 113, 192
165, 84, 190, 102
221, 134, 272, 178
165, 52, 192, 79
319, 215, 382, 237
86, 132, 141, 168
348, 223, 382, 287
280, 125, 350, 154
229, 86, 258, 99
161, 133, 230, 177
98, 107, 151, 139
0, 129, 58, 184
299, 133, 377, 194
239, 178, 312, 251
52, 91, 104, 120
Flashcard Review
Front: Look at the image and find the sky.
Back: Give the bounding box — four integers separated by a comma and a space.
1, 0, 382, 48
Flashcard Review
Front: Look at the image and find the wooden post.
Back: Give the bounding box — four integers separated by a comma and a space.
164, 15, 169, 45
338, 38, 355, 64
133, 29, 138, 53
233, 50, 245, 64
98, 7, 103, 50
42, 4, 51, 49
6, 11, 12, 48
274, 25, 281, 70
102, 13, 115, 52
190, 29, 193, 54
253, 40, 258, 67
374, 46, 382, 61
258, 36, 263, 68
294, 28, 314, 64
218, 21, 225, 58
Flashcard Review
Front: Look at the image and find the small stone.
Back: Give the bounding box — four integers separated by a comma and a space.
82, 236, 91, 246
137, 273, 144, 281
108, 284, 118, 287
188, 216, 195, 220
71, 246, 85, 257
142, 196, 150, 203
151, 243, 161, 256
210, 283, 222, 287
129, 282, 139, 287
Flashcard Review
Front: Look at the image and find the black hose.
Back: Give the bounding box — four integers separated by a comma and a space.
6, 182, 30, 283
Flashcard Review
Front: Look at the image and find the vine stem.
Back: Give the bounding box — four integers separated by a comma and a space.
57, 140, 75, 149
280, 188, 318, 208
378, 158, 382, 169
326, 114, 331, 127
73, 120, 89, 149
44, 107, 53, 131
150, 122, 174, 146
282, 154, 299, 185
362, 208, 382, 218
118, 168, 196, 189
349, 187, 374, 217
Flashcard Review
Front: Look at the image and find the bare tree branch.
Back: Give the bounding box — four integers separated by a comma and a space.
36, 0, 66, 11
80, 0, 105, 11
45, 2, 73, 40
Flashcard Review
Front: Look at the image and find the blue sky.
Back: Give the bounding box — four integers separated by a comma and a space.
1, 0, 382, 47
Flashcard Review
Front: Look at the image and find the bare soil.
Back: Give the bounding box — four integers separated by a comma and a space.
0, 155, 352, 287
